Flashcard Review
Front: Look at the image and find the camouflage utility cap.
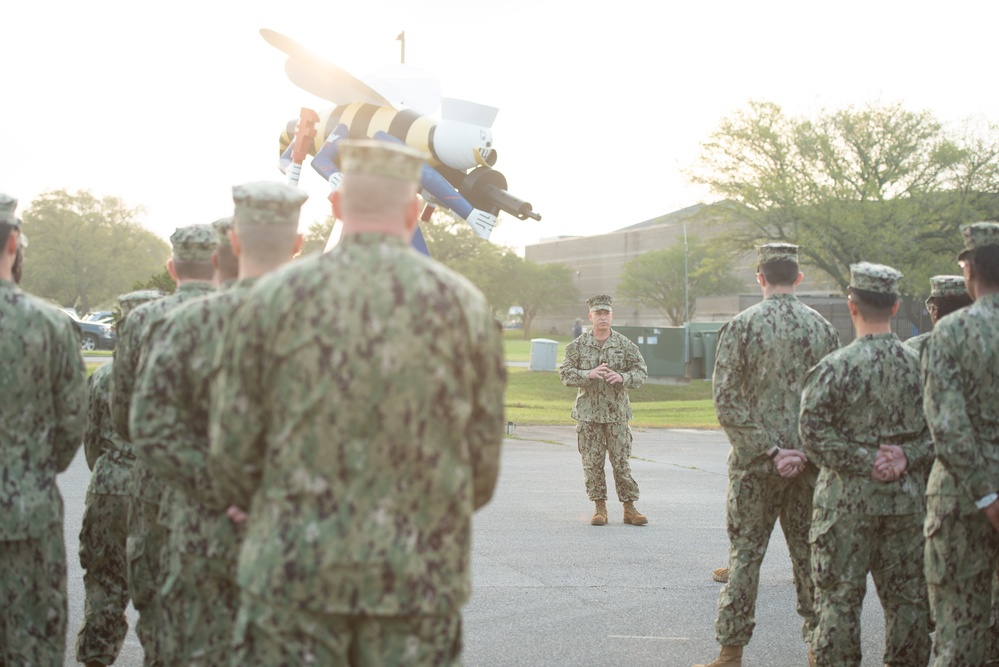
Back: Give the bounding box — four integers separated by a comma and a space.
232, 181, 307, 226
959, 221, 999, 258
118, 289, 166, 317
587, 294, 613, 312
756, 242, 799, 265
171, 224, 216, 261
338, 139, 427, 184
0, 193, 19, 226
212, 216, 233, 246
850, 262, 902, 295
928, 275, 966, 298
0, 192, 27, 248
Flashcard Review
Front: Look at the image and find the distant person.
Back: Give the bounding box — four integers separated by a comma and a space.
922, 222, 999, 666
209, 141, 506, 665
904, 275, 971, 357
559, 294, 649, 526
572, 318, 583, 338
801, 262, 931, 667
0, 193, 88, 665
74, 289, 163, 667
695, 243, 838, 667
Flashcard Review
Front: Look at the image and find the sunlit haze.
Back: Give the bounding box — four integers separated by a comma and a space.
5, 0, 999, 254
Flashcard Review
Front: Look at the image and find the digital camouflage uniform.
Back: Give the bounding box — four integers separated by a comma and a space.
209, 141, 506, 667
75, 363, 133, 664
1, 270, 87, 664
711, 277, 839, 649
559, 326, 647, 504
130, 284, 252, 666
801, 263, 933, 667
904, 330, 931, 357
922, 222, 999, 667
110, 225, 216, 666
130, 195, 300, 666
75, 290, 162, 666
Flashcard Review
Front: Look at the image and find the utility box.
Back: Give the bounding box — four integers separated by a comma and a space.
614, 326, 688, 378
529, 338, 559, 372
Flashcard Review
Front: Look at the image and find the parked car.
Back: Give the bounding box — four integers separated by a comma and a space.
83, 310, 114, 325
57, 308, 117, 351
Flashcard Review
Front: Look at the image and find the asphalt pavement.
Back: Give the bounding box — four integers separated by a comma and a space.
57, 426, 893, 666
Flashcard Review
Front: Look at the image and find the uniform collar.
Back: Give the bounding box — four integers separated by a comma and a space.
337, 233, 409, 249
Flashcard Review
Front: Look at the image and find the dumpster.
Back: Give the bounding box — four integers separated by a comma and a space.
688, 322, 726, 379
529, 338, 558, 371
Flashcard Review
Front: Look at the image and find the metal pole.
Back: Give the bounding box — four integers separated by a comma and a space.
684, 224, 690, 364
396, 31, 405, 64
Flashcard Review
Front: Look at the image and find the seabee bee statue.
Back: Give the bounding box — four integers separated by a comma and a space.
262, 29, 540, 252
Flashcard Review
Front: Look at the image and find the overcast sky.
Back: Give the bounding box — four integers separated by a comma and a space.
4, 0, 999, 253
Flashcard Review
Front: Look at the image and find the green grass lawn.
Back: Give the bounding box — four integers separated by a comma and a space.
502, 330, 718, 429
504, 367, 718, 429
502, 330, 575, 362
80, 332, 717, 427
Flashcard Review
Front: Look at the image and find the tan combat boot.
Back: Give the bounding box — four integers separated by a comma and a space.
623, 501, 648, 525
591, 500, 608, 526
693, 644, 743, 667
712, 567, 729, 583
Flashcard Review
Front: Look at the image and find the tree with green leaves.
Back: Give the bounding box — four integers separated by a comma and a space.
617, 235, 742, 325
506, 258, 579, 339
689, 100, 999, 295
21, 189, 171, 313
422, 210, 518, 318
132, 269, 176, 295
299, 216, 335, 256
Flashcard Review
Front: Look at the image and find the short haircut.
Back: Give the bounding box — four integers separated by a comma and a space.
234, 222, 300, 264
0, 224, 11, 250
216, 244, 239, 282
171, 258, 215, 281
759, 260, 799, 286
969, 245, 999, 287
849, 287, 897, 322
340, 173, 417, 220
929, 293, 972, 320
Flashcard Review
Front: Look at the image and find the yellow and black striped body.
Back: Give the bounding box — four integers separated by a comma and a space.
279, 103, 441, 167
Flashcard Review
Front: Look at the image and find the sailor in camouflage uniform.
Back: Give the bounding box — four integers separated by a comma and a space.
922, 222, 999, 666
0, 193, 88, 665
904, 275, 971, 358
131, 189, 305, 665
800, 262, 932, 667
695, 243, 839, 667
75, 289, 164, 667
208, 141, 506, 666
559, 294, 649, 526
110, 224, 216, 666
